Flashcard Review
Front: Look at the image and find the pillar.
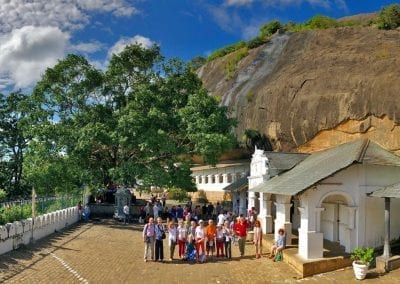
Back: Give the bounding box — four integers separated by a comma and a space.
383, 197, 391, 258
200, 175, 206, 184
207, 174, 213, 184
214, 174, 221, 184
259, 193, 273, 233
298, 205, 324, 259
222, 173, 229, 184
274, 200, 293, 246
195, 176, 200, 185
239, 192, 246, 216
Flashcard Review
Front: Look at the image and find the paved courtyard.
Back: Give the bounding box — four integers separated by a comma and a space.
1, 220, 400, 284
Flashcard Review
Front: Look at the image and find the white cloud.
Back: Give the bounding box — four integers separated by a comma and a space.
107, 35, 155, 58
225, 0, 254, 6
0, 26, 69, 89
0, 0, 138, 34
70, 40, 105, 54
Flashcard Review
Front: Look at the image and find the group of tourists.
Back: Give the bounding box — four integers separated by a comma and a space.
142, 211, 287, 263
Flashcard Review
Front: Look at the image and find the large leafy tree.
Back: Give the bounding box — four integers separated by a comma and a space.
0, 92, 32, 196
29, 44, 235, 193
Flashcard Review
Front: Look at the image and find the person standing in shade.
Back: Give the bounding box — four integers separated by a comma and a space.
123, 203, 130, 224
253, 219, 263, 258
155, 217, 165, 262
234, 215, 247, 257
168, 220, 178, 261
143, 217, 155, 262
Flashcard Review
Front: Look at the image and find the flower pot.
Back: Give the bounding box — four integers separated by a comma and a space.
352, 261, 369, 280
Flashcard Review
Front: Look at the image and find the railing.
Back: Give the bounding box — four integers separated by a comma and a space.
0, 194, 83, 225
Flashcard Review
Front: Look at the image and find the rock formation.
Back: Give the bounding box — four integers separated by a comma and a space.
199, 27, 400, 154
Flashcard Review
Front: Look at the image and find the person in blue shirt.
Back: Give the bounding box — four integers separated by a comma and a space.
154, 217, 166, 261
269, 228, 286, 259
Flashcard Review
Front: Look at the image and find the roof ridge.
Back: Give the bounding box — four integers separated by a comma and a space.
356, 138, 370, 162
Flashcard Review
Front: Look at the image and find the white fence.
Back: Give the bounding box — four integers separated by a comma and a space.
0, 206, 79, 256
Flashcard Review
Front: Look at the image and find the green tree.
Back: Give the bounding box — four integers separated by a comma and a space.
0, 92, 32, 196
376, 4, 400, 30
30, 44, 236, 193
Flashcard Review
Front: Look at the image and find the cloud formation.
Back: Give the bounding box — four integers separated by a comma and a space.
224, 0, 347, 9
0, 26, 69, 89
0, 0, 137, 33
107, 35, 155, 58
0, 0, 139, 90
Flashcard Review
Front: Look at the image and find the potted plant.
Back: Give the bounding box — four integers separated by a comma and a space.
351, 247, 374, 280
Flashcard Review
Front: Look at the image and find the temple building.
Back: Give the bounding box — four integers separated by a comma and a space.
250, 139, 400, 261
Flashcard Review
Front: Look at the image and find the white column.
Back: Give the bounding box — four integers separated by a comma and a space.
195, 176, 200, 185
248, 191, 256, 211
222, 173, 229, 184
207, 175, 213, 184
200, 175, 206, 184
214, 174, 221, 184
274, 200, 293, 246
259, 193, 273, 233
239, 192, 246, 216
298, 204, 324, 259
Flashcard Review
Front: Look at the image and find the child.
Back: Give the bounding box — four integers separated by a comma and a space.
223, 220, 232, 259
253, 219, 263, 258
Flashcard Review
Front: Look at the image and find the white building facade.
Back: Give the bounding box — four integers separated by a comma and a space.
250, 139, 400, 260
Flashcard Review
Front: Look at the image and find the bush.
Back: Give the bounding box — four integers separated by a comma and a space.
0, 189, 7, 202
351, 247, 374, 264
305, 15, 337, 29
197, 190, 208, 204
225, 47, 249, 80
376, 4, 400, 30
168, 188, 189, 202
207, 41, 247, 62
259, 20, 282, 38
246, 36, 269, 49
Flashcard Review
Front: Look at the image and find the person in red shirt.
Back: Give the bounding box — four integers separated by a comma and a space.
233, 215, 247, 257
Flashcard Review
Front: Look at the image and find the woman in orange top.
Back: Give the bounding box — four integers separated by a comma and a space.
205, 219, 216, 257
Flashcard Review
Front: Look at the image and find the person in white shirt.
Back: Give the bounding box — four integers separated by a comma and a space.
195, 220, 206, 261
217, 211, 226, 226
177, 219, 187, 259
123, 204, 130, 224
168, 220, 178, 261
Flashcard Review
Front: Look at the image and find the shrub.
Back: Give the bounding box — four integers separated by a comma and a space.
305, 15, 337, 29
197, 190, 208, 204
0, 189, 7, 202
259, 20, 282, 38
351, 247, 374, 264
207, 41, 247, 62
168, 188, 189, 202
376, 4, 400, 30
246, 36, 269, 49
224, 47, 249, 80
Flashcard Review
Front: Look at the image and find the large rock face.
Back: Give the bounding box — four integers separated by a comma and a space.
199, 27, 400, 154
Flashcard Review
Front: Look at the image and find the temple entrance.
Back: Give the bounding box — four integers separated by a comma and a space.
320, 192, 354, 253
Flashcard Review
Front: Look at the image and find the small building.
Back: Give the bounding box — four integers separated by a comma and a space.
251, 139, 400, 260
190, 160, 250, 207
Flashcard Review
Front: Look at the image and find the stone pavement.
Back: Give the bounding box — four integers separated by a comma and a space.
1, 220, 400, 284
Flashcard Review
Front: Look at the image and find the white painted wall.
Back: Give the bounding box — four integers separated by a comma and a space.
0, 206, 80, 256
299, 163, 400, 259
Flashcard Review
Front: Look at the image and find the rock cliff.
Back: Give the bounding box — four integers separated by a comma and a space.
198, 27, 400, 154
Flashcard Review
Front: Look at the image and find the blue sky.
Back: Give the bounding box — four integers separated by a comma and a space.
0, 0, 396, 92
